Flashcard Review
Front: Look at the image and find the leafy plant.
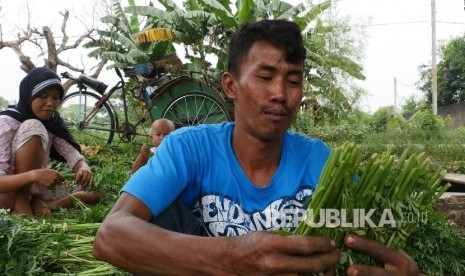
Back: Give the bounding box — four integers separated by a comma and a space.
84, 0, 177, 66
0, 210, 128, 275
292, 142, 450, 274
0, 143, 140, 274
417, 34, 465, 106
404, 211, 465, 276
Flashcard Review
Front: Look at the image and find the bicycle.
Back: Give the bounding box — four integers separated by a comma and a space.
58, 60, 233, 146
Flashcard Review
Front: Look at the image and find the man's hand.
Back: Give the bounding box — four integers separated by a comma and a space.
224, 231, 341, 275
344, 234, 420, 276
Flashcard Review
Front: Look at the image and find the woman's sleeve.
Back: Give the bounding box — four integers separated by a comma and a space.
52, 135, 85, 169
0, 117, 17, 176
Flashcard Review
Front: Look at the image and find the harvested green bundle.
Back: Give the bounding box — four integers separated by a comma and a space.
293, 142, 450, 273
0, 210, 126, 275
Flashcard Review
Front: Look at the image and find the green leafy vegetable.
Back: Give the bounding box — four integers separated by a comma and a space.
292, 141, 451, 274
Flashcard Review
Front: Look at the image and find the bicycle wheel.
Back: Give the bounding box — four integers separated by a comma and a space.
161, 92, 232, 128
58, 91, 117, 145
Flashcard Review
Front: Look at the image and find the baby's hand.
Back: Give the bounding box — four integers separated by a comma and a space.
140, 144, 149, 154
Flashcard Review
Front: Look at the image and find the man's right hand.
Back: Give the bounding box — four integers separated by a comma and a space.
93, 193, 341, 276
222, 231, 341, 275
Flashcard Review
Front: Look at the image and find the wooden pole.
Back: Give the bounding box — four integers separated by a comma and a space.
432, 0, 438, 115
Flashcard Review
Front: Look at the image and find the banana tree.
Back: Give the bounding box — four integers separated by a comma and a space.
126, 0, 227, 72
127, 0, 308, 72
120, 0, 366, 120
82, 0, 179, 128
84, 0, 177, 66
300, 3, 365, 121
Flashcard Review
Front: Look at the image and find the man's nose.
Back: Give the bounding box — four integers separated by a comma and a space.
270, 80, 286, 102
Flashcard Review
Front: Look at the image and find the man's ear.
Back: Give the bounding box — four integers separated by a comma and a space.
222, 72, 236, 101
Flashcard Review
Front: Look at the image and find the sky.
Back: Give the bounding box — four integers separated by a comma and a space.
0, 0, 115, 103
1, 0, 464, 113
334, 0, 465, 112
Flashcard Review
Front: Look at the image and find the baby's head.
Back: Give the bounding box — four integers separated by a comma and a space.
150, 118, 175, 147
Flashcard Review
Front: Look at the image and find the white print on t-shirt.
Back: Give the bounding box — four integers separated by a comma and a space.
193, 188, 314, 236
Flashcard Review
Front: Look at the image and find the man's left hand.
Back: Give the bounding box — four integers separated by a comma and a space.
344, 234, 420, 276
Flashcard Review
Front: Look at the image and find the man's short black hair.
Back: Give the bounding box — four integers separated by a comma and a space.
227, 19, 306, 76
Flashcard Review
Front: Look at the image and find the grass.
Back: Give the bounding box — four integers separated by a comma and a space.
2, 115, 465, 274
1, 142, 140, 275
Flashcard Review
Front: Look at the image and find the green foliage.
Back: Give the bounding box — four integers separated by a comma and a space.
120, 0, 366, 120
297, 105, 465, 174
369, 106, 403, 132
304, 4, 367, 121
294, 110, 370, 145
84, 0, 177, 66
0, 210, 128, 275
126, 0, 312, 72
293, 142, 450, 275
85, 144, 137, 203
294, 112, 465, 272
0, 142, 141, 274
417, 34, 465, 106
126, 0, 234, 71
48, 143, 139, 223
409, 110, 449, 132
364, 107, 451, 143
2, 112, 465, 273
401, 95, 428, 119
404, 211, 465, 276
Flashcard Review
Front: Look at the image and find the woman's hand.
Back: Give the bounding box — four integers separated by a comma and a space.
73, 160, 93, 187
31, 168, 65, 188
344, 234, 420, 276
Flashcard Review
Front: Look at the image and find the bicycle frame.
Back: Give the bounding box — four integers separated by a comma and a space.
78, 84, 121, 132
61, 69, 123, 130
60, 68, 152, 145
59, 61, 233, 146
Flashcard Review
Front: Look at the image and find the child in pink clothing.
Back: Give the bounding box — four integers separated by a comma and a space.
0, 67, 100, 218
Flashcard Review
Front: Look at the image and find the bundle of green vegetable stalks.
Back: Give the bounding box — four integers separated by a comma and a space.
0, 210, 126, 275
292, 141, 451, 274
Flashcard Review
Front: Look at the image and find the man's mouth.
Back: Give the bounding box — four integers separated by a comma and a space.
263, 110, 288, 121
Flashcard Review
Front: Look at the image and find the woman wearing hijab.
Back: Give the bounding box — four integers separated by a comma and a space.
0, 67, 100, 218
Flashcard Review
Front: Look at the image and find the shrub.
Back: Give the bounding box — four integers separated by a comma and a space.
404, 211, 465, 276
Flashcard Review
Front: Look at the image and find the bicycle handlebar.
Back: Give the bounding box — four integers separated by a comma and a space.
61, 71, 109, 95
61, 71, 78, 81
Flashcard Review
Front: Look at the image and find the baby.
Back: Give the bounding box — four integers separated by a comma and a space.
131, 118, 175, 173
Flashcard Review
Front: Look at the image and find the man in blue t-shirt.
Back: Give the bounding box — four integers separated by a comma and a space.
93, 19, 420, 276
123, 122, 330, 236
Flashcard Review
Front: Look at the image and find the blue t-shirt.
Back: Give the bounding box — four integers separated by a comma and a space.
122, 122, 330, 236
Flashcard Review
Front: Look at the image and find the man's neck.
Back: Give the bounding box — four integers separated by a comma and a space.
231, 127, 284, 187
